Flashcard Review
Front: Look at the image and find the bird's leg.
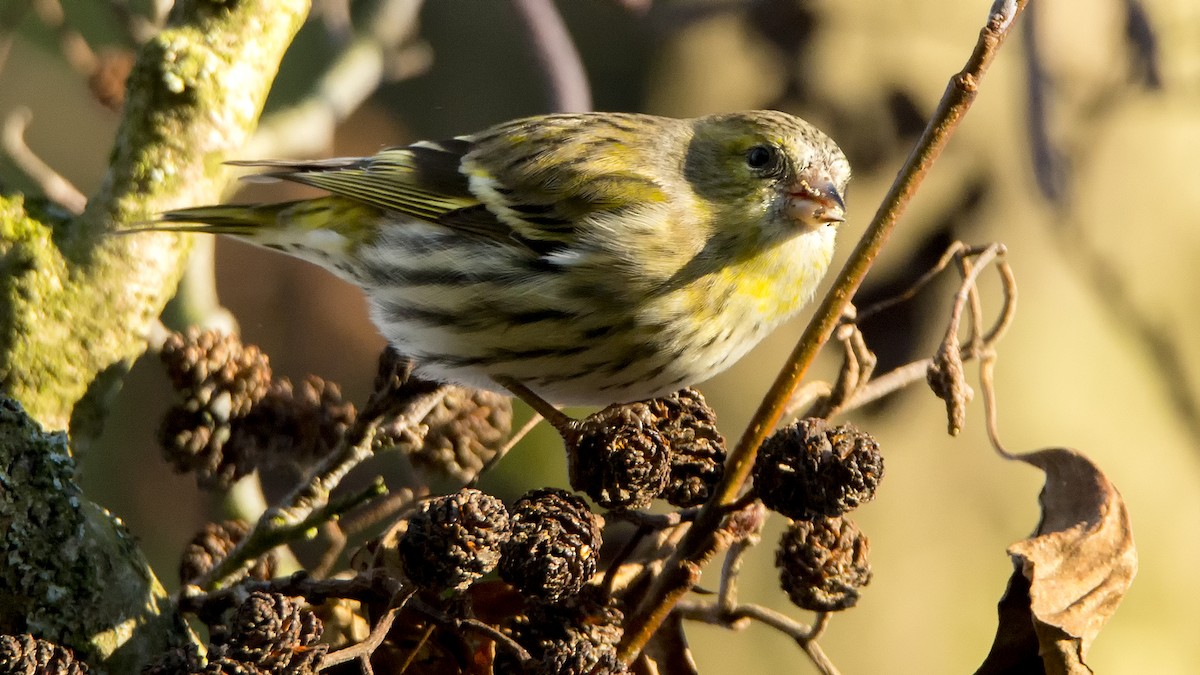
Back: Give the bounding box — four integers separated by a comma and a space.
492, 375, 578, 437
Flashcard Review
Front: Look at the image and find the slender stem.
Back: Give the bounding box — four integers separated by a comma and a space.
675, 600, 840, 675
617, 0, 1030, 661
2, 108, 87, 214
318, 592, 410, 670
196, 382, 445, 589
511, 0, 592, 113
495, 376, 575, 433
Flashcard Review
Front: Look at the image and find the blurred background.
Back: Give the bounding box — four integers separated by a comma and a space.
2, 0, 1198, 672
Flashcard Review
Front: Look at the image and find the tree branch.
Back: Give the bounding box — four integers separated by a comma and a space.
0, 0, 311, 670
618, 0, 1031, 661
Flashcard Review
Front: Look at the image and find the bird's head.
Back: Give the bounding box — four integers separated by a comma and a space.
684, 110, 850, 248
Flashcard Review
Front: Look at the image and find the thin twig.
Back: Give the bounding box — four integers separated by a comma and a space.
792, 244, 1016, 423
345, 407, 543, 556
311, 521, 348, 580
607, 508, 699, 531
618, 1, 1030, 660
338, 485, 423, 545
980, 351, 1013, 460
32, 0, 97, 75
459, 618, 533, 663
716, 537, 751, 618
842, 358, 933, 409
855, 241, 970, 323
106, 0, 157, 44
471, 411, 544, 485
2, 108, 87, 214
196, 383, 446, 589
404, 597, 534, 664
675, 600, 840, 675
983, 259, 1018, 344
979, 260, 1020, 460
243, 0, 428, 160
319, 588, 414, 671
511, 0, 592, 113
807, 321, 877, 419
395, 623, 435, 675
0, 0, 31, 75
779, 380, 834, 424
180, 569, 405, 616
495, 376, 575, 434
603, 525, 651, 596
944, 245, 1005, 344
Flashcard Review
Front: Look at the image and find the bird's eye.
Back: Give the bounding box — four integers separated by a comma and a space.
745, 144, 784, 176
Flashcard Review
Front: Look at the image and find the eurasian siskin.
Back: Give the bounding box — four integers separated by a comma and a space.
157, 110, 850, 406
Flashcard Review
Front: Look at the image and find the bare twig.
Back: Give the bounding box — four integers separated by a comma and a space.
979, 351, 1013, 460
779, 380, 834, 424
336, 485, 423, 547
495, 376, 575, 434
404, 597, 534, 665
787, 243, 1017, 427
31, 0, 97, 74
341, 407, 542, 550
805, 320, 876, 420
675, 600, 839, 675
311, 521, 348, 579
180, 569, 406, 616
927, 245, 1007, 434
979, 260, 1019, 460
511, 0, 592, 113
105, 0, 158, 44
2, 108, 87, 214
243, 0, 428, 160
459, 618, 533, 664
607, 508, 699, 531
470, 411, 544, 484
618, 2, 1031, 659
716, 535, 752, 619
196, 382, 446, 590
0, 0, 31, 74
319, 588, 414, 671
199, 479, 386, 590
394, 623, 434, 674
602, 525, 651, 596
855, 241, 984, 323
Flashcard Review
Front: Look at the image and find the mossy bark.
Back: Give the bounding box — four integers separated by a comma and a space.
0, 0, 310, 670
0, 0, 309, 443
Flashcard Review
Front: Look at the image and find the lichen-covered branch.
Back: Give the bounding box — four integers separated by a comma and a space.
0, 0, 310, 670
0, 0, 310, 442
0, 397, 192, 672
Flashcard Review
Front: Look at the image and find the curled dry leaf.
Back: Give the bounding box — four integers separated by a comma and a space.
978, 447, 1136, 674
926, 330, 973, 436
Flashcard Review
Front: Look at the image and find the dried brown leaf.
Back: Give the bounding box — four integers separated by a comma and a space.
977, 447, 1136, 674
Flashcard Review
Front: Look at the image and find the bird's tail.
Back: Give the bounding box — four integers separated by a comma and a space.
153, 201, 299, 236
123, 197, 378, 258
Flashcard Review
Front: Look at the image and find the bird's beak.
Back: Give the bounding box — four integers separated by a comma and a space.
787, 172, 845, 229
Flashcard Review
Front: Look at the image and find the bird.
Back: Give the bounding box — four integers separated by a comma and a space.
151, 110, 850, 412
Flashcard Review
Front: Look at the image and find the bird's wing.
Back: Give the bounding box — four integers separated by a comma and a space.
227, 137, 498, 234
461, 113, 676, 251
233, 114, 676, 254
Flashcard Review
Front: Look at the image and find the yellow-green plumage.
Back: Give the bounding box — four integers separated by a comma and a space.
159, 111, 850, 405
